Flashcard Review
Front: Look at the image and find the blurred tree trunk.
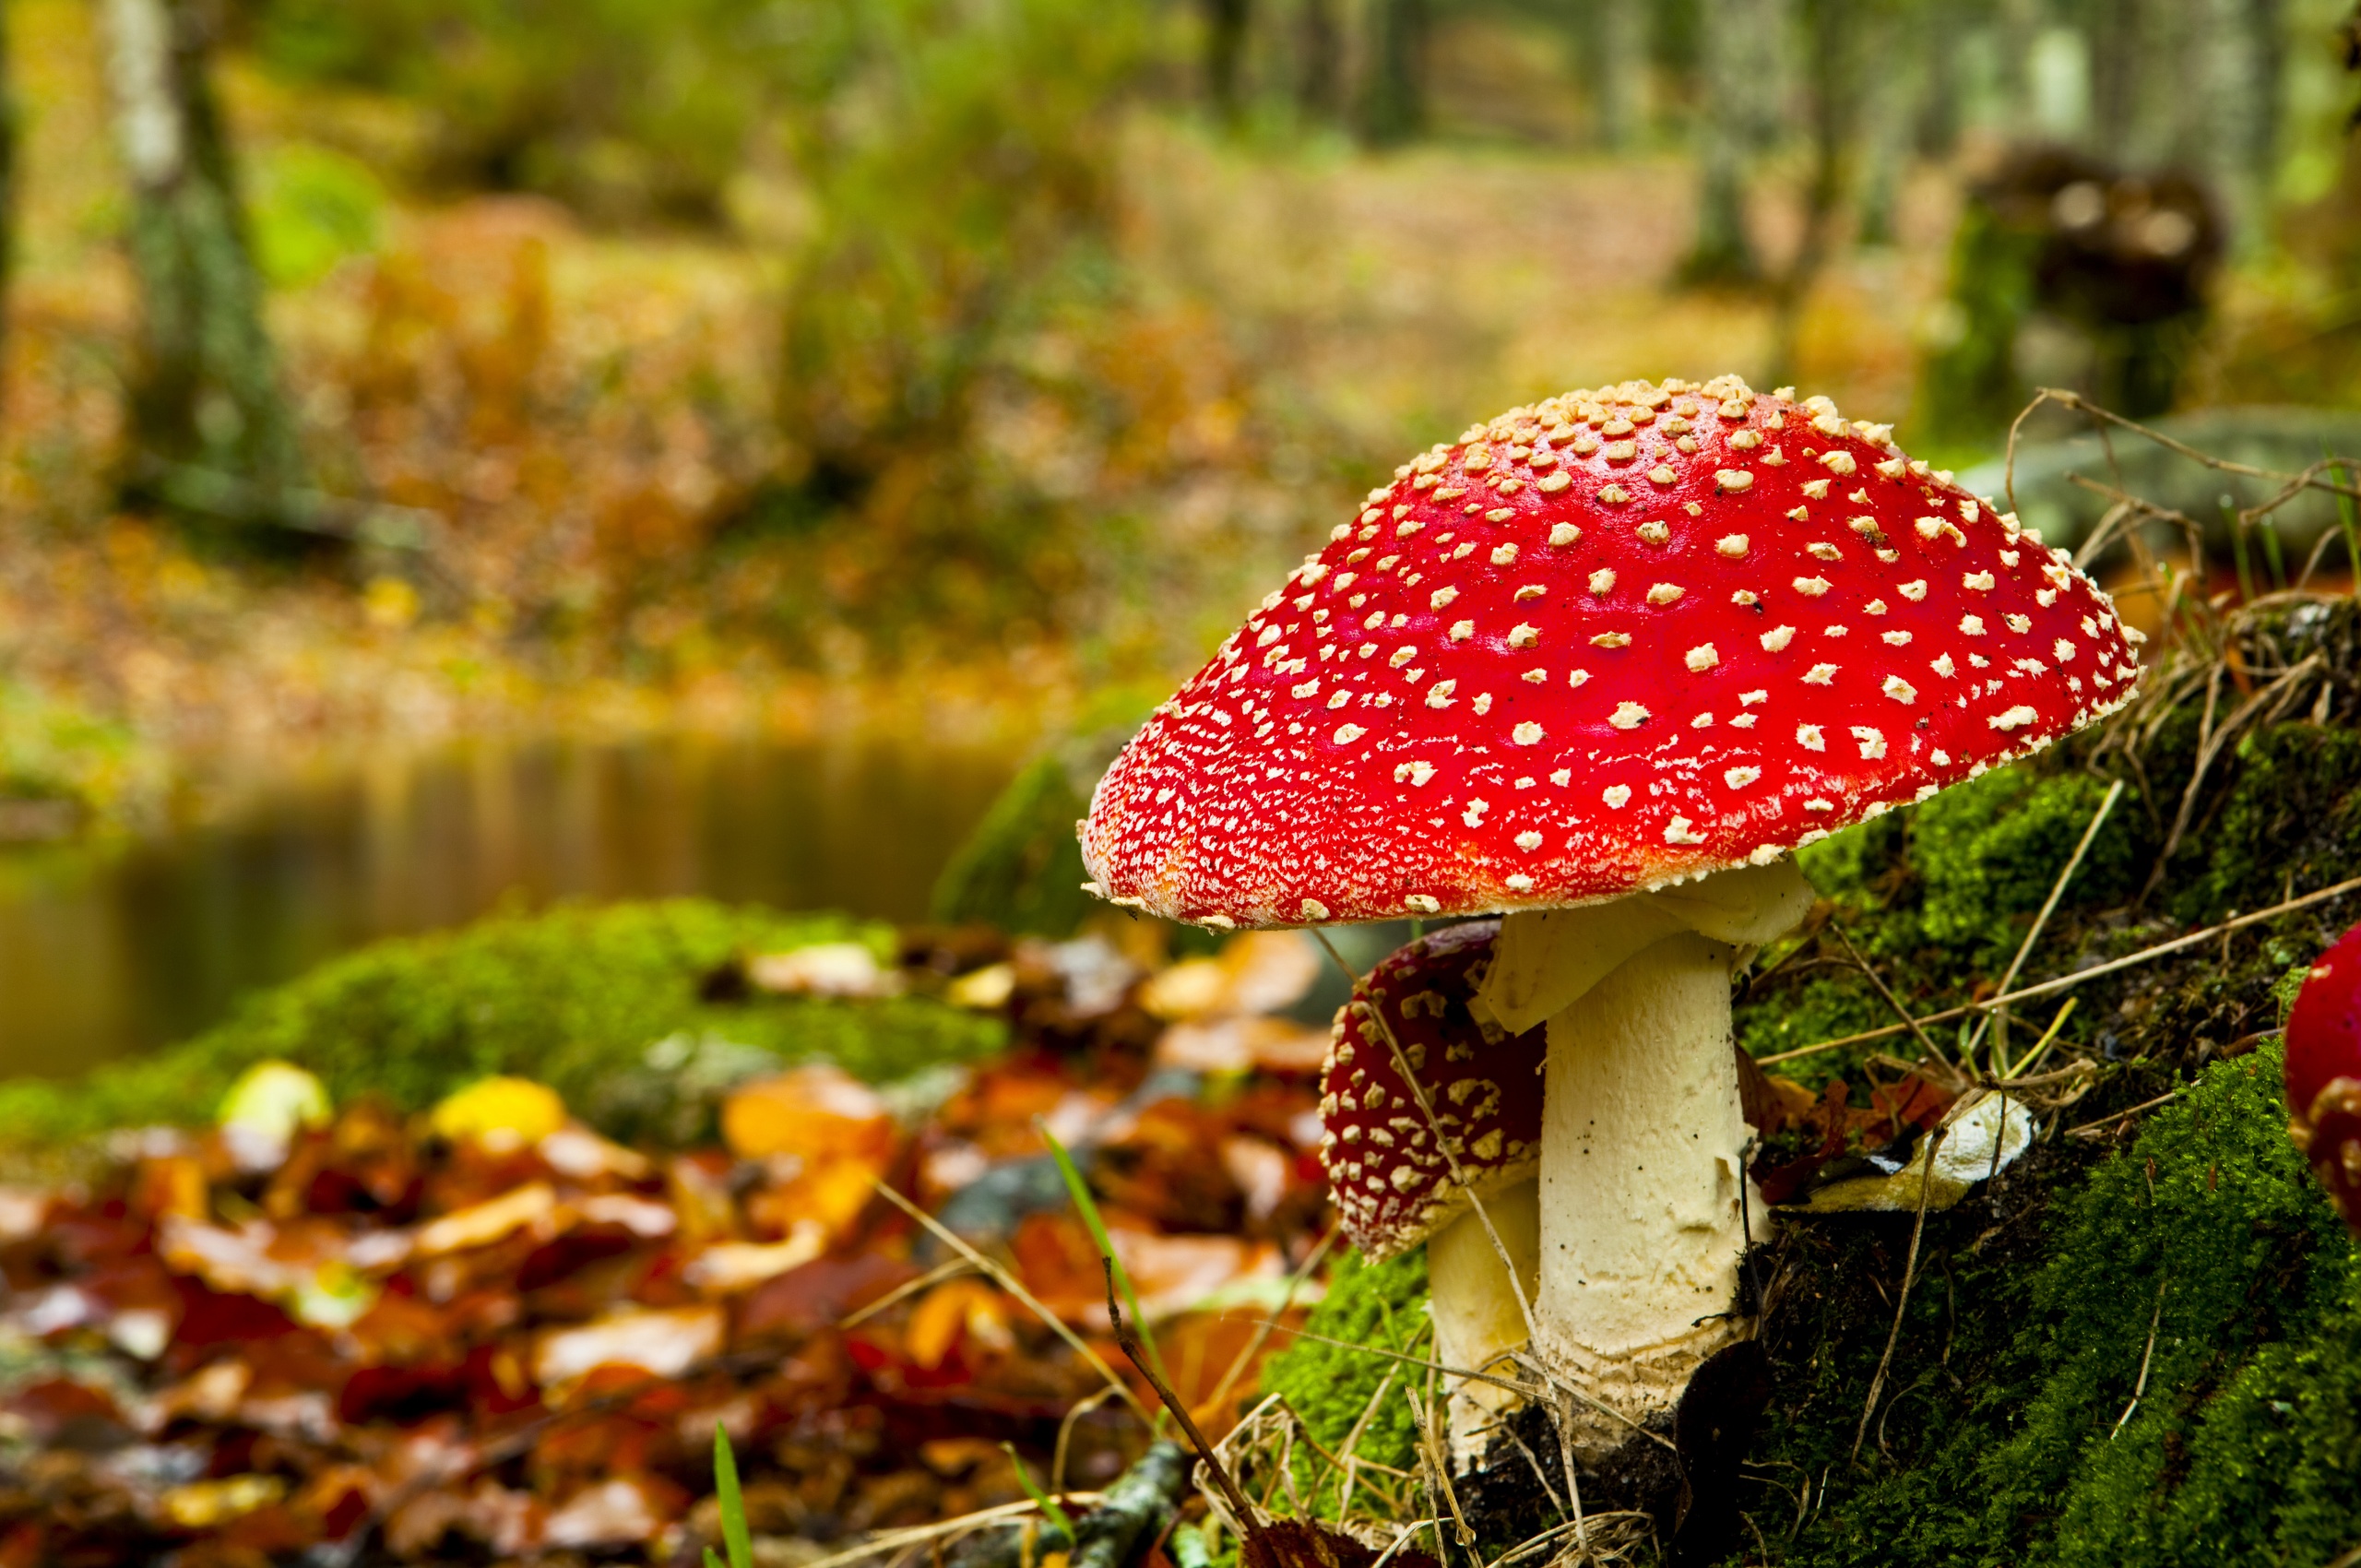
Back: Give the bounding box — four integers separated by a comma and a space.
1912, 0, 1962, 158
2089, 0, 2145, 157
1857, 0, 1916, 244
2189, 0, 2267, 243
1588, 0, 1645, 151
1299, 0, 1341, 120
1992, 0, 2038, 135
1204, 0, 1252, 123
101, 0, 303, 513
1766, 0, 1866, 384
2091, 0, 2272, 245
1681, 0, 1784, 281
1361, 0, 1429, 145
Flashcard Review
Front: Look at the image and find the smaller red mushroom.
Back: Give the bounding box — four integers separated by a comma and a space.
2285, 921, 2361, 1235
1318, 921, 1546, 1453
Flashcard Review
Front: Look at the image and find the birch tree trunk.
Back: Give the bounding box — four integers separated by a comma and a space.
101, 0, 303, 513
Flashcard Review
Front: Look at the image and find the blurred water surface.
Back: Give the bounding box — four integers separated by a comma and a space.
0, 737, 1014, 1078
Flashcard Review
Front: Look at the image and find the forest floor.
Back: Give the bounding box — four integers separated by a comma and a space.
11, 584, 2361, 1566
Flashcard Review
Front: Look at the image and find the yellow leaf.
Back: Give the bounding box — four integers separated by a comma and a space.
429, 1076, 566, 1150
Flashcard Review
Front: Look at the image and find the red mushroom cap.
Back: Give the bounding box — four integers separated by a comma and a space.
1318, 921, 1545, 1260
1080, 376, 2143, 928
2285, 921, 2361, 1235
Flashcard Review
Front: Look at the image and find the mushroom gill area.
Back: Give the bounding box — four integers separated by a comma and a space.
1256, 597, 2361, 1567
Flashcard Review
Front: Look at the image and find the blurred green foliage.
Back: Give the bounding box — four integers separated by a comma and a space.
0, 680, 168, 831
247, 142, 386, 287
0, 898, 1004, 1147
239, 0, 777, 220
746, 0, 1154, 656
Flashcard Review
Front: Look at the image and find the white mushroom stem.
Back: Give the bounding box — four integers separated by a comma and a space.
1427, 1175, 1541, 1460
1476, 860, 1815, 1460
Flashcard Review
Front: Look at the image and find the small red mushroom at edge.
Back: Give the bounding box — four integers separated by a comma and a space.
2286, 921, 2361, 1236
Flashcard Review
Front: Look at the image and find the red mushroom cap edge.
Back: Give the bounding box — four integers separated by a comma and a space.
1081, 375, 2143, 928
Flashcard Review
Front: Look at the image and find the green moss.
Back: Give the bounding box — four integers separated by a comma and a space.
1904, 769, 2144, 965
931, 748, 1102, 938
1756, 1045, 2361, 1568
1262, 1248, 1430, 1479
0, 899, 1005, 1147
2179, 724, 2361, 928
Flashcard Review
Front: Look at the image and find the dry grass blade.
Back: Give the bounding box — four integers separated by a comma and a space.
2063, 1087, 2183, 1138
2109, 1274, 2168, 1437
1103, 1258, 1268, 1545
1202, 1224, 1340, 1430
1965, 779, 2124, 1067
2144, 652, 2324, 898
1850, 1123, 1946, 1466
872, 1180, 1153, 1425
1827, 923, 1947, 1070
1262, 1324, 1531, 1399
836, 1256, 977, 1329
788, 1495, 1109, 1568
1757, 871, 2361, 1065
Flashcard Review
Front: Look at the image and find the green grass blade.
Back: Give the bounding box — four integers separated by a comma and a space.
2330, 454, 2359, 600
714, 1423, 754, 1568
1002, 1442, 1077, 1539
1038, 1121, 1173, 1396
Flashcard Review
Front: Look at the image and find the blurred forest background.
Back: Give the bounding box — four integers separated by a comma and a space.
0, 0, 2355, 823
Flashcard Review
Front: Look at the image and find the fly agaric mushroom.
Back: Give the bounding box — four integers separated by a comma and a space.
2285, 921, 2361, 1236
1080, 374, 2142, 1459
1318, 921, 1545, 1454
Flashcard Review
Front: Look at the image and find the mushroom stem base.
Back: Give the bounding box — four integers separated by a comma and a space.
1533, 931, 1762, 1462
1428, 1177, 1541, 1464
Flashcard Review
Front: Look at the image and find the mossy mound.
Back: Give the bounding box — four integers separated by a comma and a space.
1262, 1249, 1430, 1481
1762, 1042, 2361, 1567
1260, 600, 2361, 1564
0, 899, 1005, 1148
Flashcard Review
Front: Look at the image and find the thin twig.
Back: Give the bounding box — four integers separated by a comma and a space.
2062, 1088, 2183, 1138
1827, 923, 1947, 1069
2033, 387, 2361, 497
1757, 871, 2361, 1064
1202, 1225, 1339, 1428
1965, 778, 2125, 1067
1054, 1386, 1120, 1493
873, 1182, 1152, 1425
1850, 1124, 1946, 1466
1105, 1260, 1267, 1550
